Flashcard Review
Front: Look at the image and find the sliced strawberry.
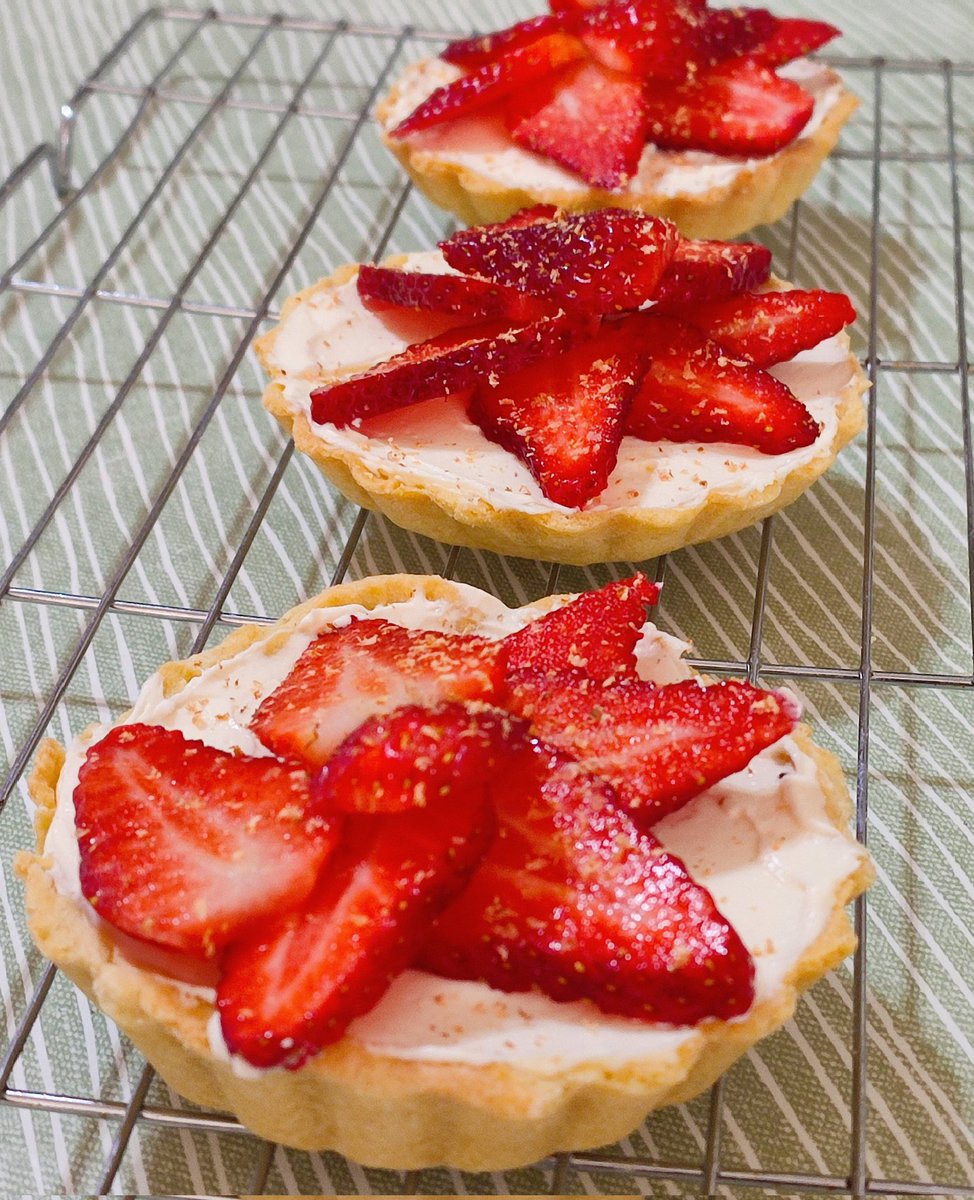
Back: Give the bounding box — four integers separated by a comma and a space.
699, 6, 776, 63
250, 618, 503, 770
468, 322, 645, 507
642, 58, 814, 156
549, 0, 599, 12
507, 60, 650, 189
676, 289, 857, 367
654, 238, 773, 308
752, 17, 840, 67
507, 673, 799, 824
441, 208, 679, 314
441, 15, 563, 69
578, 0, 706, 80
310, 311, 594, 426
219, 794, 496, 1068
422, 744, 755, 1024
491, 202, 561, 230
501, 572, 660, 683
75, 724, 338, 959
391, 34, 586, 138
550, 0, 616, 13
356, 265, 554, 323
317, 702, 527, 814
623, 314, 820, 453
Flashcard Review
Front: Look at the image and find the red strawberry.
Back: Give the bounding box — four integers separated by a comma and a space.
491, 202, 561, 230
676, 289, 857, 367
75, 725, 339, 959
507, 60, 650, 189
468, 322, 645, 507
507, 673, 799, 824
578, 0, 707, 80
317, 702, 527, 814
441, 15, 564, 69
422, 744, 755, 1024
699, 6, 776, 63
501, 572, 660, 683
654, 238, 773, 308
310, 311, 594, 426
356, 265, 554, 323
441, 208, 679, 314
218, 793, 496, 1068
250, 618, 503, 770
752, 17, 840, 67
391, 34, 586, 137
622, 314, 820, 453
642, 59, 814, 156
550, 0, 616, 13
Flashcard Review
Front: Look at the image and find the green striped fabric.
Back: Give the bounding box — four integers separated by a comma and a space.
1, 1, 972, 1194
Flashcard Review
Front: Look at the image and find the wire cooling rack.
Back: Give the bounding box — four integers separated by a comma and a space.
1, 6, 973, 1196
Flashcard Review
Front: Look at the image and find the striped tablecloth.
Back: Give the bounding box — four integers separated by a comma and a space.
1, 1, 973, 1194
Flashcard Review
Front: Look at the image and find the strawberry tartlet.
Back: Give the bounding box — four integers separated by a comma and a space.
378, 0, 858, 238
258, 207, 867, 565
19, 573, 873, 1170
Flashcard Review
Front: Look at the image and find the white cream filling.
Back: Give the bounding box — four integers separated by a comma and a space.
44, 585, 865, 1076
268, 252, 855, 516
380, 57, 845, 200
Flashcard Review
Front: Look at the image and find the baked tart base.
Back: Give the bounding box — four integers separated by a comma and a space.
18, 574, 874, 1171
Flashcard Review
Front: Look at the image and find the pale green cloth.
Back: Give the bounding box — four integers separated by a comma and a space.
1, 1, 973, 1194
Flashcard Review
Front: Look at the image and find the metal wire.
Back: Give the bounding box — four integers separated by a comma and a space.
1, 8, 972, 1197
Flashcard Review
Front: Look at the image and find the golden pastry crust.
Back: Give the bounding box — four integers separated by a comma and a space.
255, 268, 868, 567
18, 573, 873, 1171
376, 61, 858, 239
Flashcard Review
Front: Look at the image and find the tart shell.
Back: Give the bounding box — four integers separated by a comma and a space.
256, 268, 869, 567
376, 64, 859, 240
18, 573, 874, 1171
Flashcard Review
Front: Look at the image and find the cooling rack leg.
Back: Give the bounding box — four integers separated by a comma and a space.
53, 103, 79, 199
51, 6, 166, 197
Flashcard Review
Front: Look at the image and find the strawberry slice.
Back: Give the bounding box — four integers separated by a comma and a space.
251, 618, 503, 770
654, 238, 773, 308
391, 34, 586, 138
356, 265, 555, 323
310, 311, 593, 426
318, 702, 527, 814
623, 314, 820, 453
501, 572, 660, 683
752, 17, 840, 67
75, 724, 339, 959
219, 793, 496, 1068
441, 208, 679, 314
549, 0, 616, 13
507, 60, 650, 189
699, 6, 776, 63
491, 202, 561, 230
441, 15, 563, 69
468, 322, 645, 507
422, 744, 755, 1024
578, 0, 706, 80
676, 289, 857, 367
643, 58, 814, 156
507, 673, 799, 824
